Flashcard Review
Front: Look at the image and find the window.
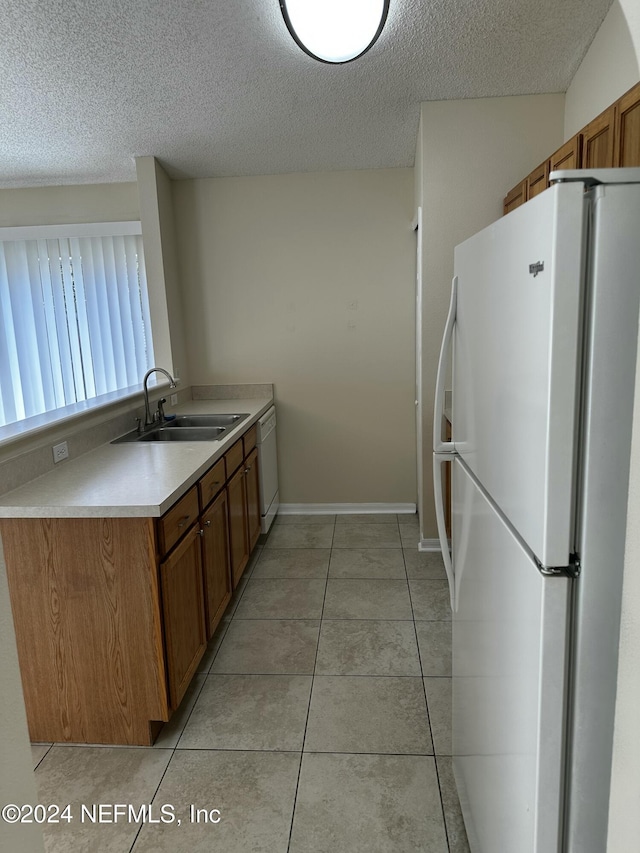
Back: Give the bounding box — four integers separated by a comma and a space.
0, 222, 153, 428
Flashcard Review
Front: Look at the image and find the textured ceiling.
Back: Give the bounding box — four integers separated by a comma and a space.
0, 0, 612, 187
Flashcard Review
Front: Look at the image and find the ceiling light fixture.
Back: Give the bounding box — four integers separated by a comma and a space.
280, 0, 390, 65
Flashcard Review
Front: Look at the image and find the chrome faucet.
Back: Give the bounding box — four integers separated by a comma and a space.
143, 367, 177, 427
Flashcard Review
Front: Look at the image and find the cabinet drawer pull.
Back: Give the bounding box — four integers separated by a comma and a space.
210, 481, 221, 489
244, 466, 251, 474
204, 520, 212, 528
177, 514, 191, 528
197, 528, 204, 537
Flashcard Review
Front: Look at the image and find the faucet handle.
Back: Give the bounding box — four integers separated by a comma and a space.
156, 398, 167, 423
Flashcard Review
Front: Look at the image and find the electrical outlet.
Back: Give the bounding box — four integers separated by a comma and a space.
170, 394, 178, 405
52, 441, 69, 463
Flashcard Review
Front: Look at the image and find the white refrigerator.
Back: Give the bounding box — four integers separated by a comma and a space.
432, 169, 640, 853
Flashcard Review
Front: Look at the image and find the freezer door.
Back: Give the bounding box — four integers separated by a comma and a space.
452, 459, 570, 853
453, 182, 585, 567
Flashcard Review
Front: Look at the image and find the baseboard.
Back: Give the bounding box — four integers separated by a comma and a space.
418, 538, 446, 552
278, 502, 417, 516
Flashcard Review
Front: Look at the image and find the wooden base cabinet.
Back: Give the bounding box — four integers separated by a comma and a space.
1, 416, 265, 746
0, 517, 171, 746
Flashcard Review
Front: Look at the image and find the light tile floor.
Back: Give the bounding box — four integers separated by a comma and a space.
31, 514, 470, 852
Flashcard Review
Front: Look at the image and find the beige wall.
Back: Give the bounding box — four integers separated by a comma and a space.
173, 169, 416, 505
0, 182, 138, 226
135, 157, 189, 385
606, 3, 640, 849
564, 0, 640, 139
0, 538, 44, 852
416, 94, 565, 538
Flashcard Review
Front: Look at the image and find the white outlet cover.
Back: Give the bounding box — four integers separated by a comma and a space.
52, 441, 69, 463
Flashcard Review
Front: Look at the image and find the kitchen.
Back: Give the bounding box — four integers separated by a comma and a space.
1, 1, 640, 851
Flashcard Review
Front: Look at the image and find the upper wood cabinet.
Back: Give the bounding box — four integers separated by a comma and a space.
550, 134, 581, 173
503, 180, 527, 216
582, 106, 615, 169
614, 81, 640, 167
527, 161, 549, 200
504, 79, 640, 215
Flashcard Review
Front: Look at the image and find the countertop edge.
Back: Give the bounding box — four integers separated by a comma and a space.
0, 397, 274, 518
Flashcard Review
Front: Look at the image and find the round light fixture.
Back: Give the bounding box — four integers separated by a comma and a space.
280, 0, 390, 64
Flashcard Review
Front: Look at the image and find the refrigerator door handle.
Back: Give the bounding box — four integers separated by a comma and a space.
433, 452, 456, 611
433, 275, 457, 453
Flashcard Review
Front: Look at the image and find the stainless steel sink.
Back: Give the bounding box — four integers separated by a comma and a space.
137, 426, 227, 442
171, 413, 250, 428
112, 412, 250, 443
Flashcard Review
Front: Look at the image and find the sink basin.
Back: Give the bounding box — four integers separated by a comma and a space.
171, 413, 250, 428
111, 412, 250, 444
137, 426, 226, 442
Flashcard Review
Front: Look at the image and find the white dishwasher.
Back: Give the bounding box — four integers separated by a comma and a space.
257, 406, 279, 533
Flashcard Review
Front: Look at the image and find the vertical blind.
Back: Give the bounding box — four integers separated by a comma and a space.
0, 225, 153, 427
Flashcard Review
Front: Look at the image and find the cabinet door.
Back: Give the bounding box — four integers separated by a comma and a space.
614, 81, 640, 167
527, 161, 549, 200
159, 525, 207, 710
582, 106, 615, 169
550, 134, 581, 172
227, 466, 249, 587
201, 490, 232, 639
245, 447, 261, 551
503, 179, 527, 215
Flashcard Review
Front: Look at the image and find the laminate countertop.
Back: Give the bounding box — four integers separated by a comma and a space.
0, 397, 273, 518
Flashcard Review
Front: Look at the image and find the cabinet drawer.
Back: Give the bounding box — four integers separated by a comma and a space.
243, 424, 257, 456
199, 458, 226, 511
225, 439, 244, 477
158, 487, 199, 556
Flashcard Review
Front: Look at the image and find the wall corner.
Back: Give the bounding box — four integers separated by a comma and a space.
135, 156, 189, 385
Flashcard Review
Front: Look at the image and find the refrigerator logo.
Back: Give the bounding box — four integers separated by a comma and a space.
529, 261, 545, 277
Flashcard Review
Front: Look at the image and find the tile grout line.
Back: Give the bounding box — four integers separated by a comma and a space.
127, 625, 220, 852
38, 517, 455, 851
286, 517, 335, 853
31, 743, 54, 771
127, 546, 262, 849
168, 746, 441, 757
402, 536, 454, 853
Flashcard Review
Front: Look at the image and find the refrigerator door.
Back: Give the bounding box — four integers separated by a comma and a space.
453, 182, 585, 568
564, 179, 640, 852
452, 459, 570, 853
